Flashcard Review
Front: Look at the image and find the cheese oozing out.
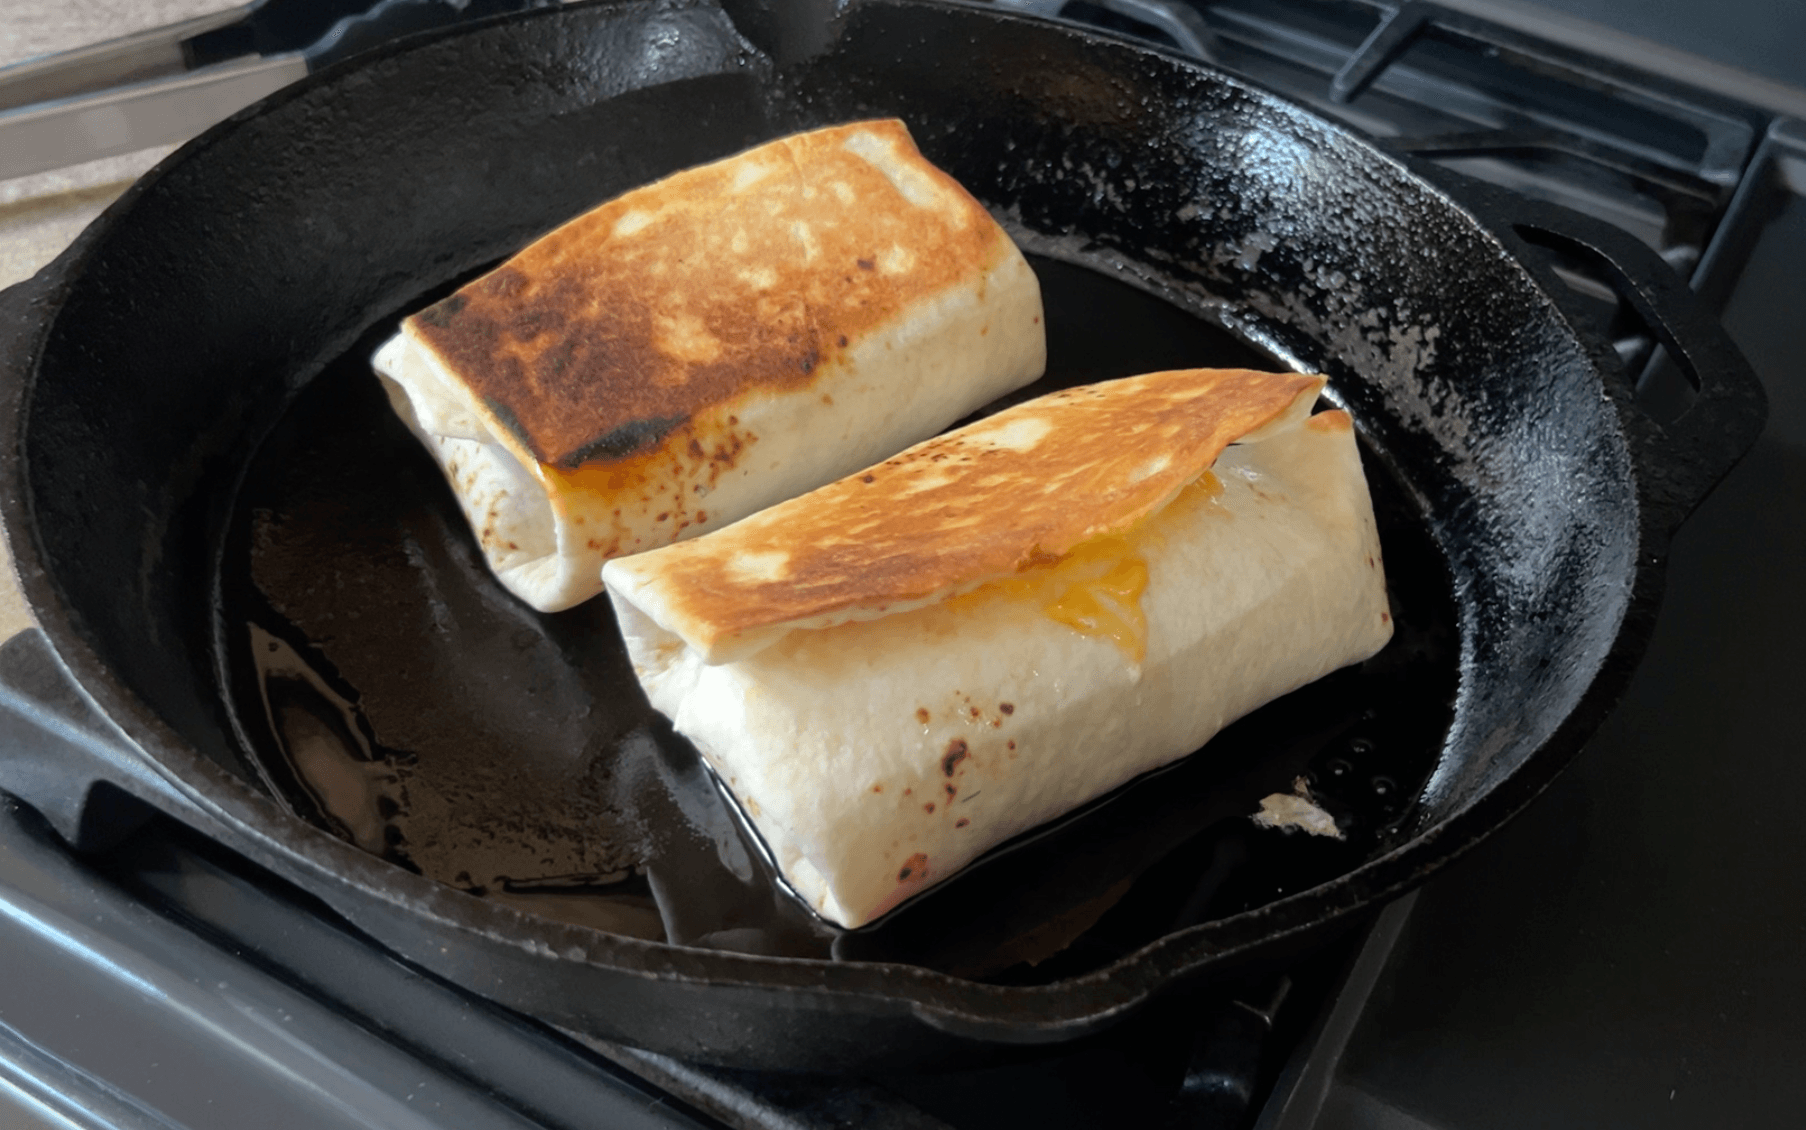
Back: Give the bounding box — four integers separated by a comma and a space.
935, 470, 1225, 664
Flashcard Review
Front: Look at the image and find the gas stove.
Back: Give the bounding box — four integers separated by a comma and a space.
1, 1, 1801, 1127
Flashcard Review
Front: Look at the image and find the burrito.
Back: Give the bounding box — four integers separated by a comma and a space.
603, 368, 1394, 929
373, 120, 1045, 612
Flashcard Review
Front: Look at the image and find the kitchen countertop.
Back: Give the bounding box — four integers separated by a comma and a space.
0, 0, 232, 289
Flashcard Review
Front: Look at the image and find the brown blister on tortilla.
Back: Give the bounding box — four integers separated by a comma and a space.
868, 851, 934, 921
1305, 409, 1354, 434
402, 119, 1008, 472
625, 368, 1322, 653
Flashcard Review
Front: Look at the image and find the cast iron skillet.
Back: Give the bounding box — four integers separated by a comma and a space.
0, 0, 1765, 1070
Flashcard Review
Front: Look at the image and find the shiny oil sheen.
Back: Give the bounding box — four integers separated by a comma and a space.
220, 255, 1459, 979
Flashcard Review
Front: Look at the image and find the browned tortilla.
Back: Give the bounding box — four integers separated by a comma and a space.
625, 368, 1322, 648
402, 119, 1012, 469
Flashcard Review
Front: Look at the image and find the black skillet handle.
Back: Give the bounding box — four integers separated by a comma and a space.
301, 0, 560, 71
181, 0, 561, 71
714, 0, 850, 63
1415, 166, 1768, 536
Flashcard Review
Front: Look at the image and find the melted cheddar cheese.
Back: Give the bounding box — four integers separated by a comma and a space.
944, 470, 1224, 663
1037, 537, 1151, 661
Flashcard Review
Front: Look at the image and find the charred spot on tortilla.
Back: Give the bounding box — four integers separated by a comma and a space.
414, 292, 466, 327
480, 397, 534, 454
565, 415, 688, 467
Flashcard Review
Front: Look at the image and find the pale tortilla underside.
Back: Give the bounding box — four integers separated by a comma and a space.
373, 119, 1045, 611
605, 370, 1394, 928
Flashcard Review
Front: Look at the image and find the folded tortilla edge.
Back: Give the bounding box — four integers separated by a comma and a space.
603, 371, 1329, 665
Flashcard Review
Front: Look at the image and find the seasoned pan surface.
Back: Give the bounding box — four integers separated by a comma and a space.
0, 0, 1763, 1068
221, 254, 1458, 981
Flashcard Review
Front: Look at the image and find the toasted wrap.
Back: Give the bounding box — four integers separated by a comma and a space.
373, 120, 1045, 611
603, 369, 1394, 928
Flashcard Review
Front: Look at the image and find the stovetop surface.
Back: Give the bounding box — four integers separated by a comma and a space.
1316, 121, 1806, 1129
1502, 0, 1806, 91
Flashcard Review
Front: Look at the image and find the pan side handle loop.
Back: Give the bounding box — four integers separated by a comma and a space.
1413, 165, 1767, 536
1504, 208, 1767, 534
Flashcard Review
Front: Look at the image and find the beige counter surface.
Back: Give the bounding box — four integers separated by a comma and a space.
0, 0, 238, 640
